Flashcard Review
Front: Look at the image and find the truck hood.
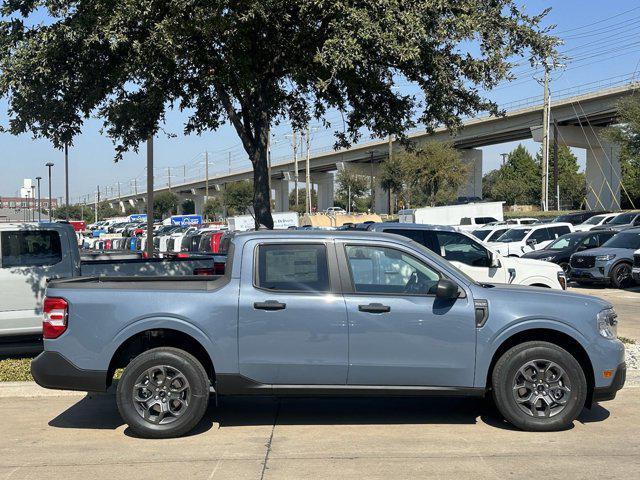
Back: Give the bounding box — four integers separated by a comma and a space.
476, 282, 611, 310
487, 241, 522, 256
499, 254, 561, 271
521, 249, 564, 260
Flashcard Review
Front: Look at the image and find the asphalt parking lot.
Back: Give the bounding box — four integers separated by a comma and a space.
0, 285, 638, 480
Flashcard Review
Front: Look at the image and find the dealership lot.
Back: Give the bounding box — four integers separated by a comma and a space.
0, 285, 639, 479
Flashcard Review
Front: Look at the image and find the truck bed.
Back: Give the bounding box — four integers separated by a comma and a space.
48, 274, 225, 291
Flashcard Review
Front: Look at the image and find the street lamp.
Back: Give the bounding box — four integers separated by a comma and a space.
45, 162, 54, 222
35, 176, 42, 222
30, 185, 35, 221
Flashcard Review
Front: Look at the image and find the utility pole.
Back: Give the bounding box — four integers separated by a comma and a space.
553, 120, 560, 211
31, 185, 36, 221
167, 167, 172, 191
132, 178, 138, 196
35, 176, 42, 222
293, 130, 299, 206
183, 164, 187, 184
146, 137, 155, 259
204, 150, 210, 206
45, 162, 54, 222
369, 151, 375, 212
305, 127, 311, 214
64, 143, 69, 219
541, 68, 551, 211
117, 181, 121, 200
387, 134, 393, 214
95, 185, 100, 224
267, 135, 272, 193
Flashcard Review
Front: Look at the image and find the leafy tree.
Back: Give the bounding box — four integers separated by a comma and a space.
484, 144, 540, 206
181, 199, 195, 215
400, 142, 469, 207
204, 197, 224, 221
335, 169, 370, 212
606, 97, 640, 208
53, 204, 95, 222
223, 181, 254, 216
379, 155, 406, 213
97, 202, 122, 221
540, 145, 585, 209
0, 1, 556, 229
153, 192, 178, 218
289, 187, 317, 214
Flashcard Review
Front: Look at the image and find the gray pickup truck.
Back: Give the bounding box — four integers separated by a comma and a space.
32, 230, 625, 438
0, 222, 222, 345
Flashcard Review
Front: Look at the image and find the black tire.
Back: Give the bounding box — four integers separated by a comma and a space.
116, 347, 210, 439
559, 262, 570, 277
610, 262, 632, 289
492, 341, 587, 431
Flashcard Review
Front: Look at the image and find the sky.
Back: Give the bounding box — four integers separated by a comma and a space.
1, 0, 639, 202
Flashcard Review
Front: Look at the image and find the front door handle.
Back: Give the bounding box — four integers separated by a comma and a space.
254, 300, 287, 311
358, 303, 391, 313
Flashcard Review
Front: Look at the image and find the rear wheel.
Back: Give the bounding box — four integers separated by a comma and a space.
116, 347, 210, 438
610, 262, 632, 289
492, 341, 586, 431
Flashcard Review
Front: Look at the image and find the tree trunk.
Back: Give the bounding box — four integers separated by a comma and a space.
251, 143, 274, 230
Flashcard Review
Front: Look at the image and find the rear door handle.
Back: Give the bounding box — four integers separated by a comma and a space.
254, 300, 287, 311
358, 303, 391, 313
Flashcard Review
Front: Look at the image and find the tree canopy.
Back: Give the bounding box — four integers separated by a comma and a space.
0, 1, 556, 227
153, 191, 178, 218
223, 180, 253, 216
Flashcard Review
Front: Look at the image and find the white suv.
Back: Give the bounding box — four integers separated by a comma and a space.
487, 223, 573, 257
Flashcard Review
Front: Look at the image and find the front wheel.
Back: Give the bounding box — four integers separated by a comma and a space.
492, 341, 587, 431
116, 347, 210, 438
610, 262, 632, 289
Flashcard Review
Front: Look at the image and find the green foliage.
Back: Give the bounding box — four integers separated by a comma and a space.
289, 187, 317, 214
204, 198, 224, 220
393, 142, 470, 207
606, 97, 640, 208
181, 199, 195, 215
537, 145, 585, 209
53, 204, 94, 222
0, 1, 556, 228
153, 192, 179, 218
335, 169, 371, 212
484, 144, 540, 206
223, 181, 254, 216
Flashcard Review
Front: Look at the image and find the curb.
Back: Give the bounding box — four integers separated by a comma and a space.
1, 371, 639, 398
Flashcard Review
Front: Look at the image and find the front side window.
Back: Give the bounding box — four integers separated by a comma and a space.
495, 228, 531, 242
1, 230, 62, 268
529, 228, 551, 243
435, 231, 489, 267
257, 244, 329, 292
344, 245, 439, 295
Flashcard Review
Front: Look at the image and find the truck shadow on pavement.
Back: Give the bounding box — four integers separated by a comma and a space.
48, 393, 611, 437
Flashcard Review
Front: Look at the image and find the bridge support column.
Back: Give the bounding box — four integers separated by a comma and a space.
458, 149, 483, 200
311, 172, 335, 212
532, 125, 621, 210
272, 178, 290, 212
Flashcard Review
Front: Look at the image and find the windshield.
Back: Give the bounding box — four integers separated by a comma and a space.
494, 228, 531, 242
609, 213, 637, 225
601, 231, 640, 249
546, 234, 582, 250
583, 214, 606, 225
472, 229, 490, 240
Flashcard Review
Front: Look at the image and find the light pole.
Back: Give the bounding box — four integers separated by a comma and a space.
31, 185, 36, 221
35, 176, 42, 222
45, 163, 54, 222
64, 143, 70, 219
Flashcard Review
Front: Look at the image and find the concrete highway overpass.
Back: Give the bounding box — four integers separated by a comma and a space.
108, 82, 638, 214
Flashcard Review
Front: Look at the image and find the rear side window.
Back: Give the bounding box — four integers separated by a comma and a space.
550, 226, 571, 238
529, 228, 551, 243
256, 244, 329, 292
1, 230, 62, 268
435, 231, 490, 267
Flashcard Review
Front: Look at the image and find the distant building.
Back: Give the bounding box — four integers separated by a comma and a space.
0, 196, 58, 222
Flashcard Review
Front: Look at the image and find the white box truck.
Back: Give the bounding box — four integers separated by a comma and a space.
401, 202, 504, 230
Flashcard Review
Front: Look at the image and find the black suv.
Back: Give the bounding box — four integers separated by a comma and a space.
522, 230, 616, 275
552, 211, 608, 226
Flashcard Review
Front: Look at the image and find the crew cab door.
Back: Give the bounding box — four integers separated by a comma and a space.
336, 240, 476, 387
432, 231, 507, 284
0, 228, 73, 336
238, 239, 348, 385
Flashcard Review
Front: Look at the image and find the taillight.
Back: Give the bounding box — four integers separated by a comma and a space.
43, 297, 68, 339
176, 252, 189, 259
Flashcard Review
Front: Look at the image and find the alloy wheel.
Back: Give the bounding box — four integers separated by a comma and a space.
132, 365, 191, 425
512, 359, 571, 418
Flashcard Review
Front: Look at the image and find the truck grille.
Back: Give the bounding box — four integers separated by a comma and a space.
634, 253, 640, 268
571, 255, 595, 269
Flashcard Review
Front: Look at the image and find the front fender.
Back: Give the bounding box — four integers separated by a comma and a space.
474, 317, 592, 388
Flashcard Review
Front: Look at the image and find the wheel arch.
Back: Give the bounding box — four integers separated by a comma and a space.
107, 328, 216, 388
485, 328, 595, 407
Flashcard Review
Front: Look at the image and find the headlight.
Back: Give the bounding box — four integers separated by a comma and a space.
540, 256, 556, 262
597, 308, 618, 339
596, 254, 616, 261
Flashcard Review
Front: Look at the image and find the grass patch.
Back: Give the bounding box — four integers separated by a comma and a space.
619, 336, 637, 345
0, 357, 33, 382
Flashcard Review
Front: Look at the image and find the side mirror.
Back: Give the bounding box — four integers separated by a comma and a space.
436, 278, 460, 299
526, 239, 537, 248
489, 251, 501, 268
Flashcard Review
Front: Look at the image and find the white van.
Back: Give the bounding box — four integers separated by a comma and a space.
487, 223, 573, 257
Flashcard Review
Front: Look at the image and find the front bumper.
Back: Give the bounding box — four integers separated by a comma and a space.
569, 265, 611, 283
31, 351, 108, 392
593, 362, 626, 403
